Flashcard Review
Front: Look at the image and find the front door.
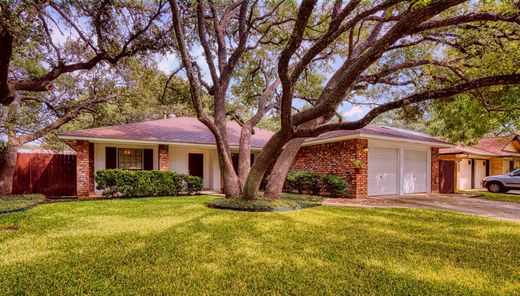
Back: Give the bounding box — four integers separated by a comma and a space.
439, 160, 455, 194
188, 153, 204, 179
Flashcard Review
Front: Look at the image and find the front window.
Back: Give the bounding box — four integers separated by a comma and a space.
118, 148, 143, 170
511, 169, 520, 176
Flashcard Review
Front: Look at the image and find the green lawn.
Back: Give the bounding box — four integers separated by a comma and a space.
458, 190, 520, 203
0, 196, 519, 295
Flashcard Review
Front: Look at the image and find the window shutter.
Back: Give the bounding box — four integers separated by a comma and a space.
143, 149, 153, 170
106, 147, 117, 169
231, 153, 239, 173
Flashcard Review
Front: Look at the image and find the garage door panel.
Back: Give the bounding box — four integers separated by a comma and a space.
368, 148, 398, 196
403, 150, 427, 194
405, 150, 426, 160
368, 173, 397, 184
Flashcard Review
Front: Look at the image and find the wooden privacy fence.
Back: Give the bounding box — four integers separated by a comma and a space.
12, 153, 77, 197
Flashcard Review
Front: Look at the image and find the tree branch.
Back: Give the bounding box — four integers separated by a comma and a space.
19, 95, 114, 144
278, 0, 317, 132
196, 1, 219, 85
296, 74, 520, 137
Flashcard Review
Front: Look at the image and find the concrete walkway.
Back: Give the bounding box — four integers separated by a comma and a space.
323, 194, 520, 222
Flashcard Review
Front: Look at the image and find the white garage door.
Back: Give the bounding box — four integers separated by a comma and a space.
459, 159, 472, 190
403, 150, 427, 194
473, 159, 487, 189
368, 147, 398, 196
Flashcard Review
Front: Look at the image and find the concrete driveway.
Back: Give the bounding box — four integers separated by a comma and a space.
323, 194, 520, 222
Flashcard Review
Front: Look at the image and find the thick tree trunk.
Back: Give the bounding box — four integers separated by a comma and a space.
0, 143, 18, 196
264, 138, 305, 199
222, 166, 241, 198
214, 139, 241, 198
237, 122, 252, 189
263, 117, 325, 199
0, 25, 14, 106
211, 91, 242, 198
242, 132, 292, 199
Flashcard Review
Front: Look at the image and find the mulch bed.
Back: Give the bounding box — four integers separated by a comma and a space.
207, 203, 320, 212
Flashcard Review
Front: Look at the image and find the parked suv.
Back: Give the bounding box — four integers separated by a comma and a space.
482, 169, 520, 193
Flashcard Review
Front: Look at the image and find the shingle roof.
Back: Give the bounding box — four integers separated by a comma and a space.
60, 117, 451, 148
440, 136, 520, 157
306, 125, 451, 146
60, 117, 274, 148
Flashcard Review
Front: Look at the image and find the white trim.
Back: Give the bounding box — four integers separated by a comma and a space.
398, 148, 404, 195
303, 133, 454, 148
59, 135, 263, 151
60, 132, 453, 151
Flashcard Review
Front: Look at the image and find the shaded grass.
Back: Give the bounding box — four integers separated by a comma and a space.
0, 194, 45, 212
458, 190, 520, 203
0, 195, 519, 295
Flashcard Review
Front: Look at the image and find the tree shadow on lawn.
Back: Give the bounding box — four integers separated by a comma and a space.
0, 197, 519, 295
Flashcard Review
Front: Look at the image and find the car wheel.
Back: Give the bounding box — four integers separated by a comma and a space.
487, 182, 503, 193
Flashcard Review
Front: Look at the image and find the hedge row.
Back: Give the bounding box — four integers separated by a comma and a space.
95, 169, 203, 197
285, 171, 348, 197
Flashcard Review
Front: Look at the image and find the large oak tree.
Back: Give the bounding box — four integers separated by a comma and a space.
0, 1, 173, 195
167, 0, 520, 199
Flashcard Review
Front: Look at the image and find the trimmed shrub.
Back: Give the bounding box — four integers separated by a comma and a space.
285, 171, 321, 195
322, 175, 347, 197
183, 175, 203, 195
95, 169, 202, 197
95, 170, 124, 197
285, 171, 299, 192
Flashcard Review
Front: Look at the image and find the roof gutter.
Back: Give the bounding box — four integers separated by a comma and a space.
58, 135, 264, 151
302, 133, 455, 148
439, 152, 498, 157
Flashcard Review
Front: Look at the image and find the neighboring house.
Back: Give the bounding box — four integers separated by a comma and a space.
439, 135, 520, 190
58, 117, 453, 198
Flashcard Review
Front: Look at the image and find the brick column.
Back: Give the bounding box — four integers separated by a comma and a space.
431, 147, 440, 193
351, 139, 368, 198
158, 145, 169, 171
76, 140, 91, 197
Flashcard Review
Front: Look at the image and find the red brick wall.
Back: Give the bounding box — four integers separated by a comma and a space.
158, 145, 169, 171
76, 140, 91, 197
291, 139, 368, 198
431, 147, 440, 193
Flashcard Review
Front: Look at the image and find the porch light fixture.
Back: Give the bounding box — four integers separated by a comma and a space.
362, 145, 368, 153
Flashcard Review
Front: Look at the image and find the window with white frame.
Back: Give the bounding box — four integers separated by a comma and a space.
117, 148, 143, 170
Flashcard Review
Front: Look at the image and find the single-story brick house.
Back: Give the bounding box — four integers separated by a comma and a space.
439, 135, 520, 190
58, 117, 453, 198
